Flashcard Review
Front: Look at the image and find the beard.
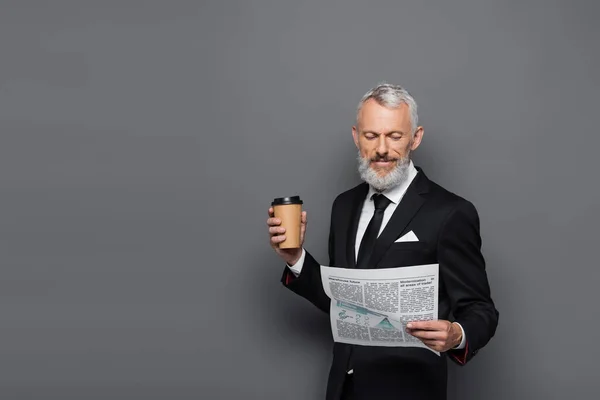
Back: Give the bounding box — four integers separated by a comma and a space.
357, 150, 411, 192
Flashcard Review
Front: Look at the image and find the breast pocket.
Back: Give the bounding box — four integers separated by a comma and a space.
388, 242, 430, 251
377, 242, 436, 268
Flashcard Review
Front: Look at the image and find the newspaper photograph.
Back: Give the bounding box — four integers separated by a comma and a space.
320, 264, 439, 352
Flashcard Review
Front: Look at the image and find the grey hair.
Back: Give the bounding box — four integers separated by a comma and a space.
356, 83, 419, 133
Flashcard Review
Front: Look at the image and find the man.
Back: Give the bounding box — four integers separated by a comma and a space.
267, 83, 499, 400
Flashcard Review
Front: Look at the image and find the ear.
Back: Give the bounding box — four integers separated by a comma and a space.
410, 126, 424, 151
352, 125, 360, 149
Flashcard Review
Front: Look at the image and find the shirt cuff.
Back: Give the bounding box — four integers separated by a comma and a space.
286, 248, 306, 277
453, 322, 466, 350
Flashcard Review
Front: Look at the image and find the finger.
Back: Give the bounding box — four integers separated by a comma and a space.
269, 226, 286, 235
300, 212, 307, 242
421, 340, 443, 350
268, 207, 274, 217
406, 329, 446, 340
406, 320, 443, 331
267, 217, 281, 226
271, 235, 286, 244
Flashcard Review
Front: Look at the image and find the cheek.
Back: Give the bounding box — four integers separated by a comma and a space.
391, 141, 412, 156
358, 141, 374, 156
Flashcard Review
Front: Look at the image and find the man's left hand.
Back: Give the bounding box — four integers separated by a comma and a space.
405, 320, 462, 352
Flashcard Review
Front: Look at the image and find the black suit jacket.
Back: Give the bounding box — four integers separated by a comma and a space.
281, 167, 499, 400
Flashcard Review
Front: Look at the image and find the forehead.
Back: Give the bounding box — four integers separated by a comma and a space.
358, 99, 411, 132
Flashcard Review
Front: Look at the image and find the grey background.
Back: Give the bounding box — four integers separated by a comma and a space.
1, 1, 598, 399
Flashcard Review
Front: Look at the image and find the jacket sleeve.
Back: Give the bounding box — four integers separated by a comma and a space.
438, 200, 499, 365
280, 197, 338, 314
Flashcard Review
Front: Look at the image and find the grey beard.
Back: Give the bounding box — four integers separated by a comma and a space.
357, 150, 411, 192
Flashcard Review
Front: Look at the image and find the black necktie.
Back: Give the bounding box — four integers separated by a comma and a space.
355, 194, 392, 269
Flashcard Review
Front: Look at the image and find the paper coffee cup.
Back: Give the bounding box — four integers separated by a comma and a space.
272, 196, 303, 249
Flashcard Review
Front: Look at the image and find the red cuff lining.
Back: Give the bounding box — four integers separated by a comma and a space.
450, 341, 468, 365
285, 270, 295, 285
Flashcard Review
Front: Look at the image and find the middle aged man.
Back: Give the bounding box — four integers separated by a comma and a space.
267, 83, 499, 400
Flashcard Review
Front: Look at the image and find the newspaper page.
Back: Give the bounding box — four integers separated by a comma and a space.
320, 264, 439, 353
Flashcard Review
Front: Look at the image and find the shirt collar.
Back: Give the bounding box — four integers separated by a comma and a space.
366, 160, 418, 204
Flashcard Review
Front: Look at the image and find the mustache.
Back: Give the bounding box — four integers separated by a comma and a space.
370, 155, 398, 162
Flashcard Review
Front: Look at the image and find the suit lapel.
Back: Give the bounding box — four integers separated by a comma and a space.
345, 183, 368, 268
371, 170, 430, 268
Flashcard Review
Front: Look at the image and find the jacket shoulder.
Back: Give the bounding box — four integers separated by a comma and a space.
331, 182, 366, 207
425, 177, 479, 214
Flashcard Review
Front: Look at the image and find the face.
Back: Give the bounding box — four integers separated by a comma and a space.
352, 99, 423, 178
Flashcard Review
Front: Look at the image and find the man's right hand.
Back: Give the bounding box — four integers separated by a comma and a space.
267, 207, 307, 266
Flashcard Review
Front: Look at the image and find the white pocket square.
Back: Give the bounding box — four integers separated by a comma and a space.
394, 231, 419, 243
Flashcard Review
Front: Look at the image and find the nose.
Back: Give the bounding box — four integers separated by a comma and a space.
376, 135, 388, 157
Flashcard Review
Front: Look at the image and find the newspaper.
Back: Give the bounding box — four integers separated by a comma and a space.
320, 264, 439, 353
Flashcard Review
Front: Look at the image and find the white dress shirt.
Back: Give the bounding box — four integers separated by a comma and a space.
286, 160, 466, 361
